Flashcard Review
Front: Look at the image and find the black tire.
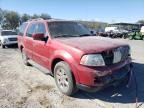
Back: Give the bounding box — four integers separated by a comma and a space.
129, 35, 133, 40
123, 34, 127, 39
54, 61, 77, 96
1, 44, 5, 49
22, 49, 30, 66
142, 35, 144, 40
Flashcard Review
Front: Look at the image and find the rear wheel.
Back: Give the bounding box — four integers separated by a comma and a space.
54, 61, 77, 96
22, 49, 30, 66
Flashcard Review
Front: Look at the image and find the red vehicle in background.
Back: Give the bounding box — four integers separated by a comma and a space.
18, 19, 132, 96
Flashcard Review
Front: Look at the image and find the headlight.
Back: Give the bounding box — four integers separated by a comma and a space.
80, 54, 105, 66
3, 38, 9, 43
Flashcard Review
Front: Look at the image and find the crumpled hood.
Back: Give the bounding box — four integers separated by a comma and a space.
56, 36, 128, 54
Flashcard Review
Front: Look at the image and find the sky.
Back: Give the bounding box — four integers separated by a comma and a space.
0, 0, 144, 23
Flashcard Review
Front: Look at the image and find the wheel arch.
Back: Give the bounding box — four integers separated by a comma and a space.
50, 53, 80, 83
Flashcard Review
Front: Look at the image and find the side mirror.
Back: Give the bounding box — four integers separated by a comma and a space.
32, 33, 45, 40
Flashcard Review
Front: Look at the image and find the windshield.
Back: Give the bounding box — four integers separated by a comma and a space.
1, 31, 17, 36
48, 21, 91, 38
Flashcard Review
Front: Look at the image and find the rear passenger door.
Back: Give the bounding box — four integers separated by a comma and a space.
32, 22, 49, 68
24, 23, 36, 59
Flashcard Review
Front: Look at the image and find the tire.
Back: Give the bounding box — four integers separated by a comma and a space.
129, 35, 133, 40
123, 34, 127, 39
1, 44, 5, 49
142, 35, 144, 40
22, 49, 30, 66
54, 61, 77, 96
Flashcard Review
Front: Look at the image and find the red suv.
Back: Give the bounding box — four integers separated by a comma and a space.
18, 19, 132, 96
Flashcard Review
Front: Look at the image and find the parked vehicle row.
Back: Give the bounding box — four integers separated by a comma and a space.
17, 19, 132, 96
93, 26, 144, 40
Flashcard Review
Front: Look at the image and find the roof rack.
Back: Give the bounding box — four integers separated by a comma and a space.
27, 18, 44, 22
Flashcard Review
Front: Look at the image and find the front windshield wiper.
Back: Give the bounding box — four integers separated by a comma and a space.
79, 34, 92, 37
54, 34, 78, 38
54, 34, 92, 38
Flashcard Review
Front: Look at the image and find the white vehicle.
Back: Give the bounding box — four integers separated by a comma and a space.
0, 30, 18, 48
105, 27, 119, 33
140, 26, 144, 35
105, 27, 128, 34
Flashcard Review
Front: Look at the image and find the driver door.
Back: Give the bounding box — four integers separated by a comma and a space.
32, 22, 50, 69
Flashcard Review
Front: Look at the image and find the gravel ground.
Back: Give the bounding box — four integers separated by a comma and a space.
0, 39, 144, 108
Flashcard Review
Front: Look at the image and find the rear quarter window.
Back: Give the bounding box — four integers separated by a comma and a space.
18, 23, 28, 36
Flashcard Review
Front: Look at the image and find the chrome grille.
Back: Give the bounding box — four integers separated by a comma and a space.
120, 46, 129, 61
101, 50, 113, 66
102, 46, 129, 66
8, 38, 17, 41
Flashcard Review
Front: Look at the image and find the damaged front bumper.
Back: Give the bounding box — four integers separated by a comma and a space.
77, 63, 133, 92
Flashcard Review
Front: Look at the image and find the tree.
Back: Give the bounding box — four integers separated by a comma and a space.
0, 9, 52, 29
31, 14, 40, 19
0, 8, 3, 26
137, 20, 144, 24
2, 11, 20, 29
40, 13, 51, 19
31, 13, 51, 19
21, 13, 31, 23
79, 20, 107, 29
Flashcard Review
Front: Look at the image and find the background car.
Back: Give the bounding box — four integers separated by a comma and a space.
140, 26, 144, 36
0, 30, 18, 48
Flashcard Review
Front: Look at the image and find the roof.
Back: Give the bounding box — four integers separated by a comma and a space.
26, 18, 74, 23
109, 23, 144, 26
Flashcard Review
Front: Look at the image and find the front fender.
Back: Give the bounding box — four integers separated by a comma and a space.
50, 50, 80, 83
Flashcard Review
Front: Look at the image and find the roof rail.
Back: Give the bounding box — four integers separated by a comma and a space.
27, 18, 44, 22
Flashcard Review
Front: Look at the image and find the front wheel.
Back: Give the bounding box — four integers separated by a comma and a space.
1, 44, 5, 49
54, 61, 77, 96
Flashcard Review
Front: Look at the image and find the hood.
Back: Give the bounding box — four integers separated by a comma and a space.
56, 36, 128, 54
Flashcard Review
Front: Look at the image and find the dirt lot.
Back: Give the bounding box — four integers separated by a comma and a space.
0, 39, 144, 108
